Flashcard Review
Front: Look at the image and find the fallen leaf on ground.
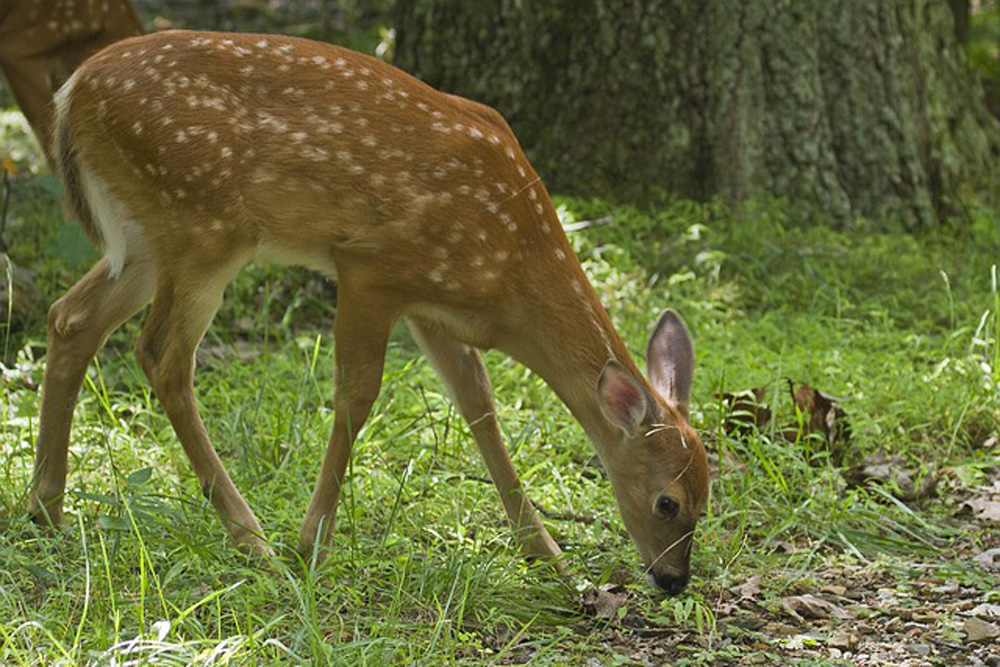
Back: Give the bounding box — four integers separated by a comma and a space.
827, 629, 858, 649
766, 539, 798, 553
969, 603, 1000, 620
958, 479, 1000, 525
963, 616, 1000, 643
722, 387, 772, 436
789, 382, 852, 457
721, 381, 852, 462
842, 452, 938, 501
974, 547, 1000, 572
730, 575, 762, 601
780, 594, 851, 622
582, 584, 628, 620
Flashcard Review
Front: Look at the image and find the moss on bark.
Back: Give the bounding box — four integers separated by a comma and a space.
394, 0, 1000, 228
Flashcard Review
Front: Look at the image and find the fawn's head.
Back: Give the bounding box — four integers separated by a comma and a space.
596, 310, 709, 595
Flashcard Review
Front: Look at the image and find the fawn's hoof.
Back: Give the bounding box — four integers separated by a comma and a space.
231, 528, 275, 559
240, 541, 276, 559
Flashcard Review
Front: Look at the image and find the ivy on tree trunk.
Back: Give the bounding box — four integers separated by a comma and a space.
394, 0, 1000, 228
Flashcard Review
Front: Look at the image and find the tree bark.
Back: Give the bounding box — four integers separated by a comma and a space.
394, 0, 1000, 228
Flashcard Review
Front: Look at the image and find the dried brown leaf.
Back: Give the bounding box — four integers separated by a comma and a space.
780, 594, 851, 622
961, 497, 1000, 524
958, 479, 1000, 525
722, 387, 772, 436
974, 547, 1000, 572
842, 452, 938, 501
827, 629, 858, 649
969, 603, 1000, 620
963, 616, 1000, 643
582, 584, 628, 620
730, 575, 762, 601
788, 381, 852, 458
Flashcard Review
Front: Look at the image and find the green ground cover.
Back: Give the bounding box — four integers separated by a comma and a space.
1, 115, 998, 663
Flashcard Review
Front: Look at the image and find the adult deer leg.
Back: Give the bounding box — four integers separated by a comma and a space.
408, 320, 563, 568
134, 264, 269, 555
30, 257, 155, 525
298, 287, 397, 561
0, 57, 58, 163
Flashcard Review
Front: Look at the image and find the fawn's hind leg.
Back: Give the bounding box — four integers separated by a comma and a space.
30, 257, 155, 525
133, 256, 270, 555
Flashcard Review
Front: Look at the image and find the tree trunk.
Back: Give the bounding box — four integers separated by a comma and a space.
393, 0, 1000, 228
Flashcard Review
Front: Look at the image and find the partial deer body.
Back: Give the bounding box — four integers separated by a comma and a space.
0, 0, 142, 163
33, 30, 709, 592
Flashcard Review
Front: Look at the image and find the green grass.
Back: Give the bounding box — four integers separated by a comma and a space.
1, 122, 998, 662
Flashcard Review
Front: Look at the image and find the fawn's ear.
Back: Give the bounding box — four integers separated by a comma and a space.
646, 309, 694, 419
597, 360, 652, 438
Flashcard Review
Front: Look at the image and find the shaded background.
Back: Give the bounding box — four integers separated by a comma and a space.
5, 0, 1000, 230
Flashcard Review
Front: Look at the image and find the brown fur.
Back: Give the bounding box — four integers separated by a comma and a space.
0, 0, 142, 163
31, 30, 709, 593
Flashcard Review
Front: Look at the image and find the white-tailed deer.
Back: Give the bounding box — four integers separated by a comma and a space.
0, 0, 142, 163
32, 30, 709, 594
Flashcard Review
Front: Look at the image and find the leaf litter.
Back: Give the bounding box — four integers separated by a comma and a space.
570, 382, 999, 664
578, 543, 999, 664
721, 379, 942, 502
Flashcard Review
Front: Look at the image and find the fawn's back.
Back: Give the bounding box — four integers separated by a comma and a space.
59, 31, 566, 326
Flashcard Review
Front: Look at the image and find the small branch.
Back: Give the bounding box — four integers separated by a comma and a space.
563, 216, 614, 232
459, 473, 493, 485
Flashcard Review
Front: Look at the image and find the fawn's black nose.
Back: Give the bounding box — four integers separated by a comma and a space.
648, 571, 689, 596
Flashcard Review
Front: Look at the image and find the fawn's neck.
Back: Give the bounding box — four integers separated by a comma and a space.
500, 260, 643, 468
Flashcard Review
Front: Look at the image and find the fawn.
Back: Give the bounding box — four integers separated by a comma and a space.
31, 30, 709, 594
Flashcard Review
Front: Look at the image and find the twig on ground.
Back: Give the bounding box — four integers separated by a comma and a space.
563, 216, 614, 232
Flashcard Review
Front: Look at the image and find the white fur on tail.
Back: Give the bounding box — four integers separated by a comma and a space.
53, 73, 132, 278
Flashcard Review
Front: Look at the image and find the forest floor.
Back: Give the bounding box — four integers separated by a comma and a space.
1, 112, 999, 664
578, 522, 1000, 665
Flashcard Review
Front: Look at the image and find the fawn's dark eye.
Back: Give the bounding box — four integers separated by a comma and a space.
656, 495, 679, 519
